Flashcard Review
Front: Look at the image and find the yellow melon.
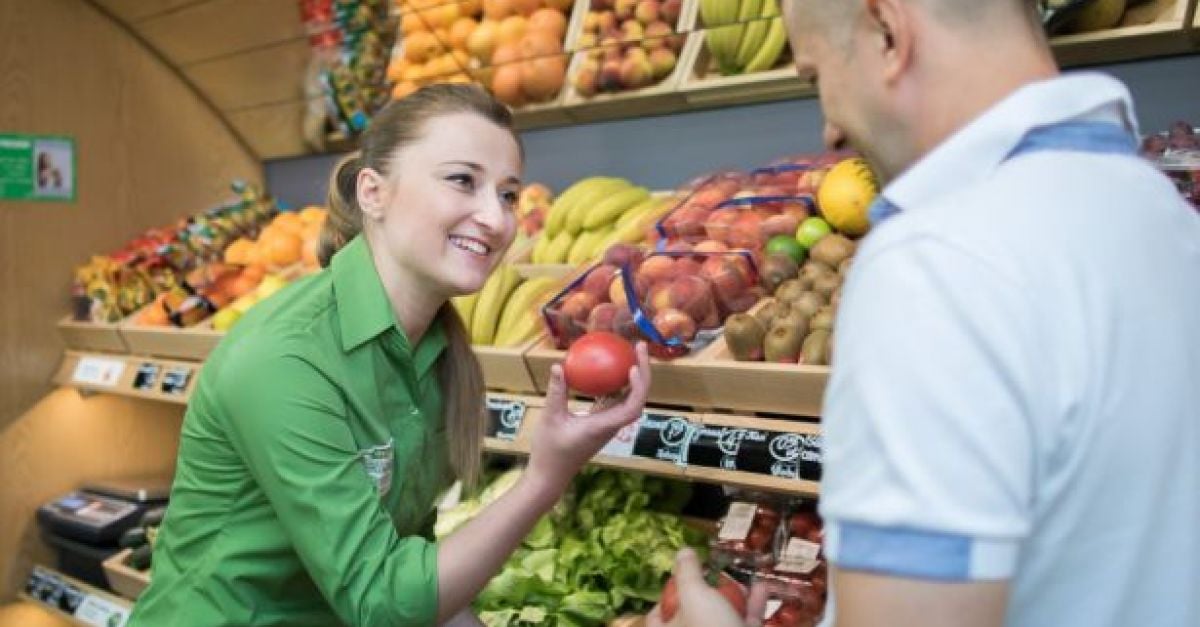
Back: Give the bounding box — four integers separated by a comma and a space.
817, 158, 879, 237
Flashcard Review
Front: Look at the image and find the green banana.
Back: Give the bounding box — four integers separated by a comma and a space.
567, 230, 602, 265
582, 186, 649, 231
530, 232, 551, 264
736, 0, 774, 69
743, 16, 787, 74
545, 176, 613, 239
470, 264, 521, 345
616, 196, 664, 228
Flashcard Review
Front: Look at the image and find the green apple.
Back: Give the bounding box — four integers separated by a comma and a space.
796, 217, 833, 249
765, 235, 806, 264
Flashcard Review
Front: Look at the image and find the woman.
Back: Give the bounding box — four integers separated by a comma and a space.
129, 85, 650, 626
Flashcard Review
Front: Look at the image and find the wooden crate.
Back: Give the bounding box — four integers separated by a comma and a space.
102, 549, 150, 601
678, 0, 814, 108
475, 338, 541, 394
558, 0, 695, 123
120, 308, 224, 361
56, 315, 128, 354
523, 332, 828, 416
1050, 0, 1197, 66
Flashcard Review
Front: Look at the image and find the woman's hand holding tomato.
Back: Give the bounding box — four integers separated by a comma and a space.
525, 339, 651, 501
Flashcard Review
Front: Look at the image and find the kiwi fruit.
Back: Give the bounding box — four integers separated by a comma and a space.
812, 273, 841, 299
724, 313, 766, 361
791, 291, 826, 318
760, 253, 800, 294
774, 279, 808, 304
772, 308, 810, 340
838, 257, 853, 276
764, 324, 806, 363
800, 260, 836, 286
810, 306, 836, 332
800, 329, 832, 366
810, 234, 856, 269
755, 299, 791, 330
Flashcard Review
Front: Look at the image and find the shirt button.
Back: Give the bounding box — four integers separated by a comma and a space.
410, 408, 420, 416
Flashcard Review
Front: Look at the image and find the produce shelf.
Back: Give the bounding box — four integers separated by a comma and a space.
1050, 0, 1198, 67
482, 393, 821, 497
56, 316, 127, 355
119, 316, 222, 362
21, 565, 132, 627
475, 341, 541, 394
53, 351, 199, 405
524, 335, 829, 416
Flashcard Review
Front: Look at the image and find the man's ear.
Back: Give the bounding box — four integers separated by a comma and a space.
865, 0, 914, 84
357, 168, 387, 222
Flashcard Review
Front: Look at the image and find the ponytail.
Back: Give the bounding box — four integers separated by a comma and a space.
317, 153, 365, 268
435, 302, 486, 491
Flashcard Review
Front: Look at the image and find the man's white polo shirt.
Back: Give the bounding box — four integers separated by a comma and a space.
819, 72, 1200, 626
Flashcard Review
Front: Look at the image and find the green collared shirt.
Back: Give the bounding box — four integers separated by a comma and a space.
130, 235, 449, 626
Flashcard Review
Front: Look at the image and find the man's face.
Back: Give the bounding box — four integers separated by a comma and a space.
784, 0, 902, 182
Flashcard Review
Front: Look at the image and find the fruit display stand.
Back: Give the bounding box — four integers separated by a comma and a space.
55, 317, 127, 355
557, 0, 695, 122
480, 391, 821, 497
505, 0, 591, 128
523, 333, 828, 417
1051, 0, 1198, 67
118, 317, 223, 363
475, 339, 543, 394
677, 0, 814, 109
53, 351, 200, 405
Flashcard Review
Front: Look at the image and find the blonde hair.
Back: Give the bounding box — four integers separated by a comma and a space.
319, 84, 522, 490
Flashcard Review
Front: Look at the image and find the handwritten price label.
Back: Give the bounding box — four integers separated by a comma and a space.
72, 356, 124, 388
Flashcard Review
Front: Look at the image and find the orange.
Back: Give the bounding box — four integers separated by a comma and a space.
520, 30, 562, 60
271, 211, 305, 236
449, 17, 478, 49
492, 42, 522, 67
496, 15, 527, 46
527, 8, 567, 40
521, 55, 566, 101
543, 0, 573, 11
301, 236, 320, 269
458, 0, 482, 17
298, 205, 327, 225
491, 63, 525, 106
223, 237, 255, 265
401, 12, 426, 34
392, 80, 420, 100
511, 0, 540, 17
483, 0, 513, 20
467, 19, 499, 62
138, 295, 170, 326
260, 229, 303, 268
404, 30, 443, 64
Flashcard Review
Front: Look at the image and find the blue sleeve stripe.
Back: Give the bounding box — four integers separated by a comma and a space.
833, 521, 973, 581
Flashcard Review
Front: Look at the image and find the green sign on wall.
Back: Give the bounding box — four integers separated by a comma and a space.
0, 133, 76, 201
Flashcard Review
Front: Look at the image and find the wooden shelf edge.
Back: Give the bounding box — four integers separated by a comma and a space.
21, 564, 133, 627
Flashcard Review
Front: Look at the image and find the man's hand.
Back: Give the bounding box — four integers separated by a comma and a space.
647, 549, 768, 627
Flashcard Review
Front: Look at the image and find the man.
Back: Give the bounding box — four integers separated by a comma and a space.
651, 1, 1200, 626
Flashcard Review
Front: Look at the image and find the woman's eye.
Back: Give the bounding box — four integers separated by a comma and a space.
448, 173, 475, 190
500, 190, 519, 208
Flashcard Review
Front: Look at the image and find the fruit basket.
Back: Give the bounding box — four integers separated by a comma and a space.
678, 0, 809, 107
560, 0, 694, 119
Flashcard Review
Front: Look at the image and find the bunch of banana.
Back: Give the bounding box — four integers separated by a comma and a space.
454, 267, 561, 347
530, 177, 653, 266
701, 0, 787, 76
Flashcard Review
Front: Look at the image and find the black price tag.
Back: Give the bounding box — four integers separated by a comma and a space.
133, 362, 160, 391
486, 398, 527, 441
160, 367, 192, 396
630, 412, 696, 466
689, 426, 822, 481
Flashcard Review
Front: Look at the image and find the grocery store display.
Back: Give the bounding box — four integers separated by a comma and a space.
388, 0, 575, 105
459, 265, 563, 346
438, 467, 705, 626
532, 176, 665, 264
1142, 120, 1199, 209
70, 183, 277, 325
699, 0, 788, 76
302, 0, 397, 142
569, 0, 687, 97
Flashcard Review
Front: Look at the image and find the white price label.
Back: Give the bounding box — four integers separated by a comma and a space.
764, 600, 783, 619
72, 356, 124, 387
718, 502, 758, 541
74, 595, 129, 626
599, 419, 639, 459
783, 538, 822, 562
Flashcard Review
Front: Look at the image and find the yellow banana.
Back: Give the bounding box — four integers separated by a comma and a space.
743, 16, 787, 74
470, 264, 521, 345
736, 0, 772, 69
589, 226, 622, 261
545, 177, 613, 238
566, 178, 631, 235
567, 230, 602, 266
582, 186, 650, 231
493, 277, 560, 346
530, 232, 551, 264
616, 196, 664, 228
451, 293, 479, 335
543, 230, 575, 264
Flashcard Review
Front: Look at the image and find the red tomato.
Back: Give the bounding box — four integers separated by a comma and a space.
563, 332, 637, 396
659, 572, 747, 622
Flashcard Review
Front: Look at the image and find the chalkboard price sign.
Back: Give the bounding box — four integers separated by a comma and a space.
160, 367, 192, 396
486, 398, 527, 441
689, 426, 822, 481
630, 413, 696, 466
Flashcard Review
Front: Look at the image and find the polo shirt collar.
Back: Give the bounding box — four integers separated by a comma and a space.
883, 72, 1139, 214
330, 235, 447, 374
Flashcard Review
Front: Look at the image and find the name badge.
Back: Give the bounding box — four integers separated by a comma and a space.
360, 439, 394, 497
